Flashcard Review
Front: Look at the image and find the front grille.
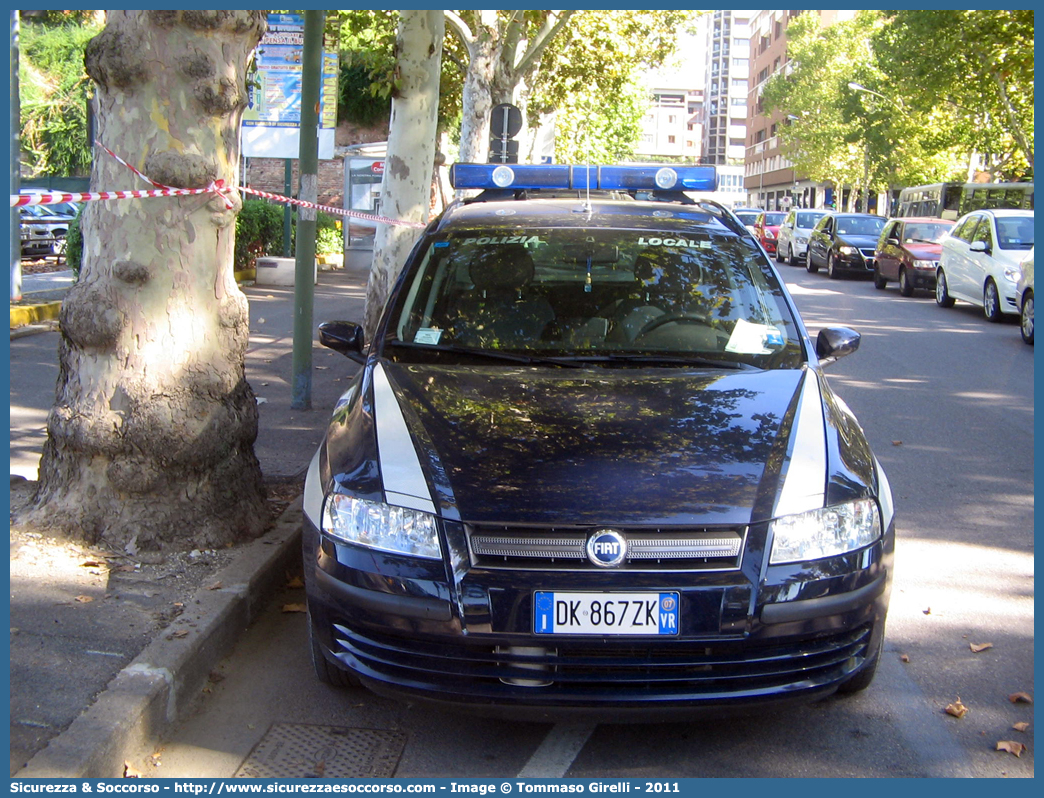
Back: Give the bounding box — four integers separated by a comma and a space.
331, 623, 872, 699
467, 524, 745, 571
859, 250, 876, 269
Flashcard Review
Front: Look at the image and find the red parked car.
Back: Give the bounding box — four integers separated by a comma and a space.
754, 211, 787, 255
873, 217, 955, 296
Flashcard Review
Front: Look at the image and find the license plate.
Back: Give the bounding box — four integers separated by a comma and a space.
533, 592, 679, 635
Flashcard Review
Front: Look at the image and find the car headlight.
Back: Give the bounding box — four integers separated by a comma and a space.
1003, 266, 1022, 284
839, 245, 859, 256
769, 499, 881, 564
795, 234, 809, 244
764, 229, 776, 239
321, 493, 441, 559
912, 259, 937, 269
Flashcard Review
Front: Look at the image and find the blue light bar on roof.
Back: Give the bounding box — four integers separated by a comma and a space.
449, 163, 717, 193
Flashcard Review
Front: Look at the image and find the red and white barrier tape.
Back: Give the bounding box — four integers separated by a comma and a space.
10, 142, 426, 229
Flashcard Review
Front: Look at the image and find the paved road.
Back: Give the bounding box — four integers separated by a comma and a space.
14, 263, 1034, 778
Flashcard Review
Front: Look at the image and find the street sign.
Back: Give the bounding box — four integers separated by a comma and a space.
488, 139, 519, 163
490, 103, 523, 139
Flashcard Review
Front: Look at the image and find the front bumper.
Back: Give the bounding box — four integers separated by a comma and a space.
304, 514, 893, 717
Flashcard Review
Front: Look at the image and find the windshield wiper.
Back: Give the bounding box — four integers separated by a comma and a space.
564, 353, 757, 370
387, 340, 585, 368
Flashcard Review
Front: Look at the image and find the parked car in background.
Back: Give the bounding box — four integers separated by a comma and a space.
935, 209, 1034, 322
732, 208, 764, 236
872, 217, 955, 296
19, 201, 75, 259
807, 213, 886, 278
1016, 249, 1034, 344
776, 208, 827, 266
753, 211, 787, 256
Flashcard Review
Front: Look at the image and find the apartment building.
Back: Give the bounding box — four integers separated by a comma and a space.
745, 10, 857, 210
635, 86, 705, 161
700, 10, 753, 167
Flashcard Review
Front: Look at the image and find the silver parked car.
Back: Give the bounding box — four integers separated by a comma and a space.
776, 208, 828, 265
1016, 248, 1034, 344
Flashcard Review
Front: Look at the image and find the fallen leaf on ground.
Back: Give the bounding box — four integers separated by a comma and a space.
169, 629, 189, 639
1009, 692, 1033, 704
282, 603, 307, 613
74, 595, 94, 603
970, 642, 993, 653
945, 698, 968, 718
899, 654, 910, 663
996, 741, 1025, 757
923, 607, 931, 615
123, 761, 142, 778
206, 581, 223, 590
892, 440, 902, 446
286, 576, 304, 588
1012, 722, 1029, 732
81, 560, 103, 567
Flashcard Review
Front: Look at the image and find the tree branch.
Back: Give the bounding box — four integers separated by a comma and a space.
444, 11, 475, 52
513, 10, 576, 78
992, 69, 1034, 169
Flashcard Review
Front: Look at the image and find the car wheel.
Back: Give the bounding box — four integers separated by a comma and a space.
774, 244, 785, 264
899, 267, 914, 297
983, 279, 1003, 322
806, 251, 819, 273
873, 267, 887, 290
1021, 290, 1034, 345
827, 252, 840, 279
935, 269, 955, 307
309, 612, 362, 688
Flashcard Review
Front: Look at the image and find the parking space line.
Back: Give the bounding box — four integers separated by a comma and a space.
517, 723, 597, 778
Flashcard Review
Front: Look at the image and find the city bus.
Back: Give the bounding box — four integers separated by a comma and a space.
893, 181, 1033, 220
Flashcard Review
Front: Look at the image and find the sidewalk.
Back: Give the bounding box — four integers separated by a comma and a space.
9, 263, 371, 777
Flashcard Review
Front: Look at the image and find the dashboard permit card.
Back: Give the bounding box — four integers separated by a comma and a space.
534, 591, 679, 635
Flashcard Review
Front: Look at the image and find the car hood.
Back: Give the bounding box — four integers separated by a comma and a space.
901, 243, 943, 259
377, 363, 812, 527
837, 234, 880, 248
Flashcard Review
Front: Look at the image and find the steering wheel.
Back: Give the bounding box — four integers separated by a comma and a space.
635, 312, 712, 339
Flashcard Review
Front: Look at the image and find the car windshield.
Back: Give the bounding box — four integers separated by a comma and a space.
902, 222, 952, 244
836, 216, 885, 236
763, 213, 786, 226
995, 216, 1034, 250
796, 211, 826, 229
734, 212, 760, 225
387, 226, 805, 370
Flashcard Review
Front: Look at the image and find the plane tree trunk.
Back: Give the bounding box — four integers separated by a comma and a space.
16, 10, 269, 552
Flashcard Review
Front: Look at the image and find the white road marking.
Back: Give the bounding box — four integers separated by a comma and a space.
517, 723, 597, 778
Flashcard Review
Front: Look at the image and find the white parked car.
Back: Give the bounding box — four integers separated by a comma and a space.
776, 208, 828, 265
1016, 248, 1034, 344
935, 209, 1034, 321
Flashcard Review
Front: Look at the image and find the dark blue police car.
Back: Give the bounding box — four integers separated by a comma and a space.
302, 164, 894, 719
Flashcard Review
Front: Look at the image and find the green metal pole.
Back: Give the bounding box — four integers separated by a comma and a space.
291, 10, 323, 410
283, 159, 292, 257
11, 11, 22, 301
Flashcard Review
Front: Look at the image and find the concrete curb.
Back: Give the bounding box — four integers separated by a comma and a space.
15, 498, 304, 778
11, 301, 62, 330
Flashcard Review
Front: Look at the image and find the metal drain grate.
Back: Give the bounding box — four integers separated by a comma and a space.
234, 723, 407, 778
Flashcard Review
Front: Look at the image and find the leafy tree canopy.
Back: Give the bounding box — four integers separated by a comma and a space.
19, 16, 103, 177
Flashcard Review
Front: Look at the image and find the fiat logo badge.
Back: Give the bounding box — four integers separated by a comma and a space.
586, 529, 627, 568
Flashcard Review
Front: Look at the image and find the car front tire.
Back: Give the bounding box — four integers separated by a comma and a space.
309, 612, 362, 688
984, 279, 1003, 322
935, 269, 955, 307
873, 267, 887, 290
806, 251, 819, 273
899, 267, 914, 297
827, 252, 840, 279
1020, 289, 1034, 344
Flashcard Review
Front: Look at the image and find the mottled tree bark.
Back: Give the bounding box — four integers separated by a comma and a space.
364, 10, 444, 338
16, 11, 268, 552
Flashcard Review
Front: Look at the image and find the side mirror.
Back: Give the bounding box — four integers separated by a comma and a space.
816, 326, 861, 365
318, 320, 366, 363
886, 237, 901, 246
969, 240, 990, 254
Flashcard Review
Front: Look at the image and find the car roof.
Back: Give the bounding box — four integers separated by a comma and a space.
890, 216, 954, 224
435, 197, 743, 237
